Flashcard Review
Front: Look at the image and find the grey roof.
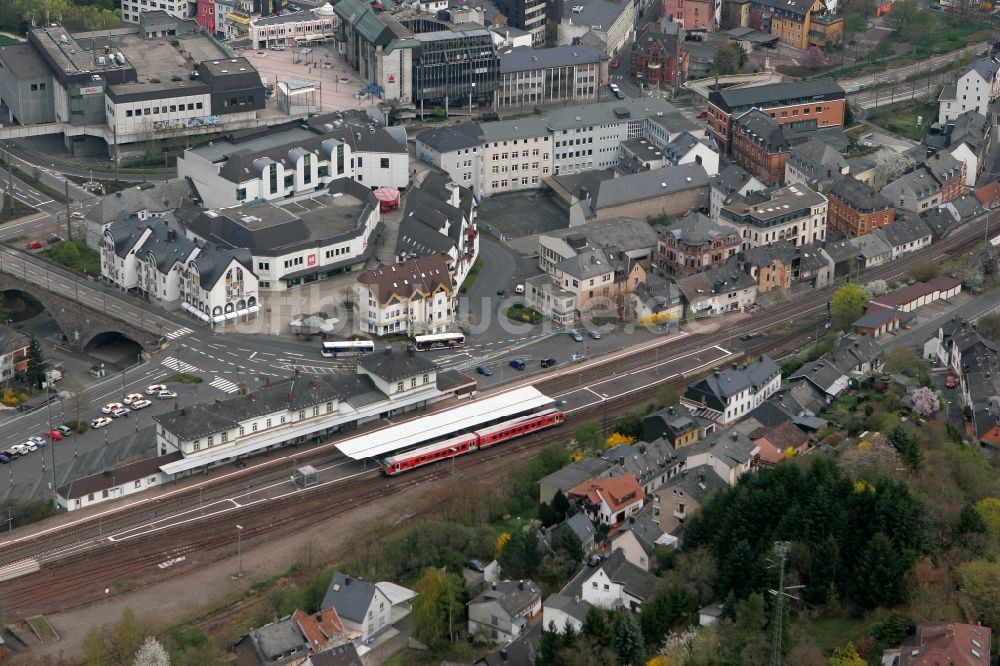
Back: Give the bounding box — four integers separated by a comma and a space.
586, 164, 709, 209
712, 164, 763, 196
597, 549, 658, 601
853, 308, 902, 328
415, 123, 482, 152
478, 116, 549, 142
709, 79, 845, 113
750, 0, 815, 17
948, 193, 984, 220
789, 358, 848, 393
827, 333, 882, 372
469, 580, 542, 618
498, 44, 603, 73
307, 643, 363, 666
787, 139, 848, 184
540, 457, 614, 494
154, 374, 381, 440
661, 464, 728, 503
874, 216, 932, 249
633, 26, 682, 60
828, 175, 891, 212
676, 263, 757, 305
602, 438, 678, 489
938, 81, 958, 103
737, 240, 830, 274
107, 80, 210, 104
734, 109, 789, 152
0, 324, 28, 357
949, 110, 990, 153
558, 0, 631, 32
189, 246, 254, 290
925, 150, 964, 185
961, 56, 1000, 84
322, 573, 375, 623
563, 512, 596, 544
358, 346, 439, 382
89, 180, 198, 225
642, 405, 699, 443
0, 43, 51, 79
617, 505, 664, 555
555, 247, 618, 280
250, 617, 308, 661
544, 97, 686, 132
396, 175, 469, 259
542, 216, 659, 254
664, 132, 707, 161
850, 232, 893, 260
676, 427, 759, 468
252, 9, 320, 25
660, 211, 740, 248
543, 593, 593, 624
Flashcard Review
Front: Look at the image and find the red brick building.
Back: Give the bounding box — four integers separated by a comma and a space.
826, 175, 895, 237
631, 26, 688, 91
708, 79, 846, 153
653, 211, 742, 278
730, 109, 790, 186
196, 0, 216, 33
663, 0, 714, 30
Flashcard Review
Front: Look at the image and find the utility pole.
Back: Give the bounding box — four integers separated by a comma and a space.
769, 541, 803, 666
113, 126, 119, 183
5, 150, 12, 215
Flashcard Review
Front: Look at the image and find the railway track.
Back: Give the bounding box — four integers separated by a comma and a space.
0, 214, 991, 615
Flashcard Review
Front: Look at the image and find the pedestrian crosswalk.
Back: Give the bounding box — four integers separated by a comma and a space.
210, 376, 240, 394
165, 327, 194, 340
161, 357, 201, 374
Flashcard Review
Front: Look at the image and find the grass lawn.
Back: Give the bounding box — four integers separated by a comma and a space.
460, 257, 484, 292
0, 197, 38, 225
794, 615, 868, 652
503, 303, 543, 325
0, 36, 18, 47
41, 240, 100, 277
163, 372, 203, 384
865, 98, 938, 141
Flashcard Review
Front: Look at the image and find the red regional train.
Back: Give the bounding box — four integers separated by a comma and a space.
381, 408, 566, 475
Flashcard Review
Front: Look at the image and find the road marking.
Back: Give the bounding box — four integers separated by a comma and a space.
165, 327, 194, 340
210, 376, 240, 394
249, 352, 257, 359
161, 356, 201, 374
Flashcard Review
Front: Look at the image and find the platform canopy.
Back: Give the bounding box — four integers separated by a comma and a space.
335, 386, 553, 460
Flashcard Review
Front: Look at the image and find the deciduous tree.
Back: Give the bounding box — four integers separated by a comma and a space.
802, 46, 826, 69
830, 642, 866, 666
909, 386, 939, 418
132, 637, 170, 666
713, 43, 746, 75
411, 567, 465, 646
955, 559, 1000, 627
831, 283, 868, 330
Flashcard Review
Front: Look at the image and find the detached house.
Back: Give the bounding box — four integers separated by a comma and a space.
653, 464, 728, 533
320, 573, 416, 644
682, 356, 781, 425
567, 473, 645, 526
611, 506, 673, 570
467, 580, 542, 644
354, 254, 456, 337
578, 549, 659, 611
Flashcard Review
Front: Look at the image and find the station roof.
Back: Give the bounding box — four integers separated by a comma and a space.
336, 386, 553, 460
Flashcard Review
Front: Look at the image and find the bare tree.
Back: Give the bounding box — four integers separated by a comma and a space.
68, 390, 90, 430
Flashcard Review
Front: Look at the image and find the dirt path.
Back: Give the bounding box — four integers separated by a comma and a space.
32, 480, 439, 662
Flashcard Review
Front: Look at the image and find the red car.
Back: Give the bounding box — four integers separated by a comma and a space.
26, 240, 43, 250
945, 376, 956, 388
45, 430, 63, 441
696, 109, 710, 119
610, 57, 620, 68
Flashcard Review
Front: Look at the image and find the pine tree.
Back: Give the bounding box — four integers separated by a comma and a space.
538, 623, 562, 666
555, 527, 584, 563
614, 614, 644, 666
582, 606, 614, 648
851, 532, 906, 609
25, 334, 45, 388
552, 489, 571, 521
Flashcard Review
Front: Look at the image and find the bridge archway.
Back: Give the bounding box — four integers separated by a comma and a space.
83, 330, 143, 363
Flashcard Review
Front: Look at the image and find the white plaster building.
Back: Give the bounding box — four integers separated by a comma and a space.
579, 550, 657, 611
719, 183, 828, 249
355, 254, 456, 336
938, 56, 1000, 125
249, 5, 338, 49
177, 112, 408, 209
682, 356, 781, 425
479, 118, 554, 196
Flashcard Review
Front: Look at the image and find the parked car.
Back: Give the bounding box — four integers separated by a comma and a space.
496, 288, 507, 297
569, 352, 586, 363
47, 235, 63, 245
131, 399, 152, 410
613, 89, 625, 99
0, 453, 10, 464
540, 357, 557, 368
271, 44, 286, 51
71, 211, 85, 219
696, 109, 709, 118
157, 390, 178, 399
102, 402, 124, 414
21, 441, 37, 453
568, 329, 583, 342
55, 425, 73, 437
44, 430, 62, 441
146, 384, 167, 395
610, 56, 620, 68
946, 376, 956, 388
26, 240, 43, 250
509, 358, 526, 370
29, 436, 46, 446
588, 330, 602, 340
123, 393, 145, 405
465, 559, 485, 573
110, 407, 131, 418
91, 416, 113, 429
3, 448, 19, 459
515, 284, 525, 294
476, 365, 494, 376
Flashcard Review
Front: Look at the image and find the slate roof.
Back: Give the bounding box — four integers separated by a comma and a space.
396, 177, 469, 259
712, 164, 763, 197
734, 109, 790, 152
540, 457, 615, 495
0, 324, 28, 357
709, 79, 844, 113
660, 463, 728, 503
57, 452, 184, 500
543, 97, 687, 132
358, 345, 438, 383
249, 616, 308, 661
595, 549, 658, 601
827, 174, 892, 212
542, 216, 659, 254
543, 593, 593, 624
498, 44, 604, 73
632, 274, 683, 311
153, 374, 380, 441
875, 216, 932, 249
960, 56, 1000, 85
616, 505, 665, 555
675, 427, 759, 469
632, 26, 682, 59
642, 405, 700, 443
676, 263, 757, 304
750, 0, 816, 17
948, 193, 984, 220
415, 123, 482, 153
737, 240, 830, 273
321, 573, 376, 624
190, 247, 254, 290
307, 642, 363, 666
88, 180, 198, 225
658, 211, 740, 248
469, 580, 542, 619
851, 232, 893, 260
584, 164, 710, 209
357, 254, 454, 305
787, 139, 848, 185
949, 110, 991, 153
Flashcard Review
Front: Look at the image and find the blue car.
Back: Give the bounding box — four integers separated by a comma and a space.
476, 365, 494, 376
0, 454, 10, 464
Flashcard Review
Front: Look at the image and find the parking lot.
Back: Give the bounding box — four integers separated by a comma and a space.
234, 43, 371, 119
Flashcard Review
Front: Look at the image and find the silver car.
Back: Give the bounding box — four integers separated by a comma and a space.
568, 330, 583, 342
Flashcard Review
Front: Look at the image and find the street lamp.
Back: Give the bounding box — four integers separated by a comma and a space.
469, 81, 475, 119
235, 524, 244, 577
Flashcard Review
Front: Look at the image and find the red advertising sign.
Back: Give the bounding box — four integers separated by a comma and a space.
307, 253, 316, 266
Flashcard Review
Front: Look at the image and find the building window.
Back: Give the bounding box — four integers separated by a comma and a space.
396, 381, 404, 392
380, 157, 390, 168
208, 436, 214, 446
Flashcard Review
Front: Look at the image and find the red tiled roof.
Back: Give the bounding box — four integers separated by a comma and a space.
980, 424, 1000, 449
899, 622, 991, 666
293, 608, 345, 653
568, 473, 644, 513
753, 421, 809, 463
975, 181, 1000, 209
